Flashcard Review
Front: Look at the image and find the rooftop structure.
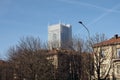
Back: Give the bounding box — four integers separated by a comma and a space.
94, 34, 120, 47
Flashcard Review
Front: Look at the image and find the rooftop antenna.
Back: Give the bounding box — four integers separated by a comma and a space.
59, 20, 62, 24
48, 22, 50, 27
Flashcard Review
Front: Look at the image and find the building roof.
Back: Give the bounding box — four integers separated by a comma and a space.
94, 35, 120, 47
0, 60, 5, 65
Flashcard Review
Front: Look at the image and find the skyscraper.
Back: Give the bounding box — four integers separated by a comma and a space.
48, 23, 72, 49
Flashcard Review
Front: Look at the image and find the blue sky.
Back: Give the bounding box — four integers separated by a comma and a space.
0, 0, 120, 59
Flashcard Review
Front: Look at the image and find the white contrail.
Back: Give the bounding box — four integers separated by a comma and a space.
56, 0, 120, 13
58, 0, 120, 34
77, 3, 120, 35
87, 4, 120, 26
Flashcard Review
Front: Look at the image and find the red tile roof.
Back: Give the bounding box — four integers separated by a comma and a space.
94, 36, 120, 47
0, 60, 5, 65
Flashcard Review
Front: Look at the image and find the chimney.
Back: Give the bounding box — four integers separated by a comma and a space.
115, 34, 118, 39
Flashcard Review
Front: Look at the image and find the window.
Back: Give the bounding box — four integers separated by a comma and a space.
100, 50, 105, 58
117, 65, 120, 74
116, 78, 120, 80
117, 49, 120, 58
53, 33, 57, 41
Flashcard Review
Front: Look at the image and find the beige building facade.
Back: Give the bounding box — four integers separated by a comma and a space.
93, 35, 120, 80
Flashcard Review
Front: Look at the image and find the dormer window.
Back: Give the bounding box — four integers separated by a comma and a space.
117, 48, 120, 58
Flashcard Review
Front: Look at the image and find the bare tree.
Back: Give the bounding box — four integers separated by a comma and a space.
52, 50, 90, 80
72, 36, 95, 80
60, 36, 92, 80
88, 33, 113, 80
72, 36, 84, 52
8, 36, 54, 80
47, 35, 92, 80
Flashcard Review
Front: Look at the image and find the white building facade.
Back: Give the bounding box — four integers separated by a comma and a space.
48, 23, 72, 49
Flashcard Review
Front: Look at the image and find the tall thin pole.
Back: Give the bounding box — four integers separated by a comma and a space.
78, 21, 91, 80
78, 21, 90, 39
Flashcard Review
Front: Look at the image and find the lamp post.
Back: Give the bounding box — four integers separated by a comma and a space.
78, 21, 90, 39
78, 21, 91, 80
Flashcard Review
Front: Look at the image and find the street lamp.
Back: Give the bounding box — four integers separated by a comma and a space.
78, 21, 91, 80
78, 21, 90, 39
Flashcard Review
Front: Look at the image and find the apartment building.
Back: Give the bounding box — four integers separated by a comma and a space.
93, 34, 120, 80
